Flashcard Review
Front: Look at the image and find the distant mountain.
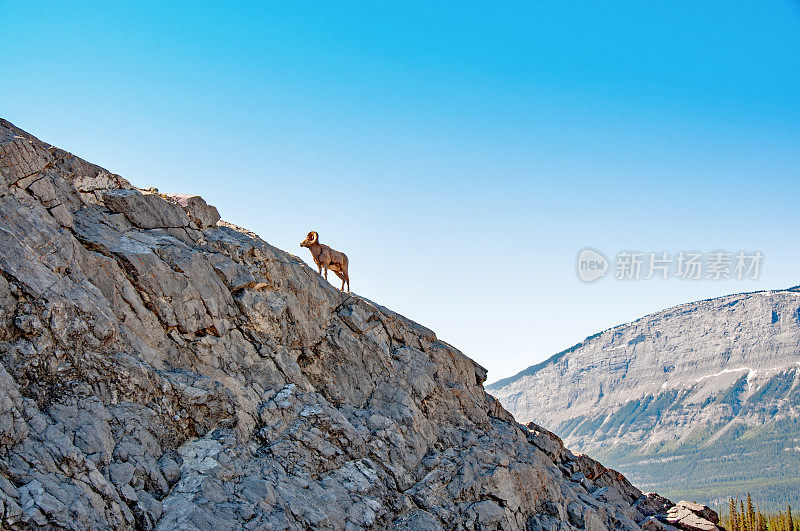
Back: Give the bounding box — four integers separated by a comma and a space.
489, 288, 800, 510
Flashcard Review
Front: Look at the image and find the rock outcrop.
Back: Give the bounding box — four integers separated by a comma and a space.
488, 285, 800, 510
0, 119, 719, 530
664, 502, 723, 531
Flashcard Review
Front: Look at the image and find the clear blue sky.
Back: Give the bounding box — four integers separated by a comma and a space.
3, 2, 800, 383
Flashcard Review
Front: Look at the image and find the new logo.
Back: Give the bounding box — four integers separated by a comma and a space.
577, 248, 609, 282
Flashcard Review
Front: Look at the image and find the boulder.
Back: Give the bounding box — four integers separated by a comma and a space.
102, 189, 191, 229
662, 501, 722, 531
163, 193, 221, 229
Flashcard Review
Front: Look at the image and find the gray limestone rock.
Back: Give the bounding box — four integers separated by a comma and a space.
163, 193, 221, 229
662, 502, 723, 531
0, 118, 686, 530
102, 189, 192, 230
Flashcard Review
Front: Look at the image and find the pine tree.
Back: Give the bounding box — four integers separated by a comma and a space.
727, 498, 737, 531
789, 505, 795, 531
747, 494, 756, 531
757, 511, 767, 531
741, 501, 748, 531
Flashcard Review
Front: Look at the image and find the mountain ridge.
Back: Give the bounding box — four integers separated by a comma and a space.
0, 119, 723, 530
489, 285, 800, 390
490, 285, 800, 510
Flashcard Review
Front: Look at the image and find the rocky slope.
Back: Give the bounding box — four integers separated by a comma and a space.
0, 119, 723, 529
489, 288, 800, 510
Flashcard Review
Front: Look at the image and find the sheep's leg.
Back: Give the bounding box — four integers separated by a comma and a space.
334, 271, 346, 291
318, 265, 322, 275
324, 267, 328, 280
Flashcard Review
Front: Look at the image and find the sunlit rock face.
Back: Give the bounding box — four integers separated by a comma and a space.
489, 286, 800, 510
0, 119, 718, 530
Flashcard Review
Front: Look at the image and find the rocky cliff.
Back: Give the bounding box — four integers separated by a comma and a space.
489, 288, 800, 510
0, 119, 722, 530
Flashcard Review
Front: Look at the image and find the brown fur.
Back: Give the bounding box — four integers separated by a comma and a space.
300, 231, 350, 292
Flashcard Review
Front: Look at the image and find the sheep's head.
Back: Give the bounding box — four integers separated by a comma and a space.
300, 231, 318, 247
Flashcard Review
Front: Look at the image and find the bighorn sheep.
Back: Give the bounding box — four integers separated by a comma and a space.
300, 231, 350, 292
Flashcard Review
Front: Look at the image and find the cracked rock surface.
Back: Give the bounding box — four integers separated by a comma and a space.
0, 119, 719, 530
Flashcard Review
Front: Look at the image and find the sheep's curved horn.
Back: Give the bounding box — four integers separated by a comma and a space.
310, 231, 318, 243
